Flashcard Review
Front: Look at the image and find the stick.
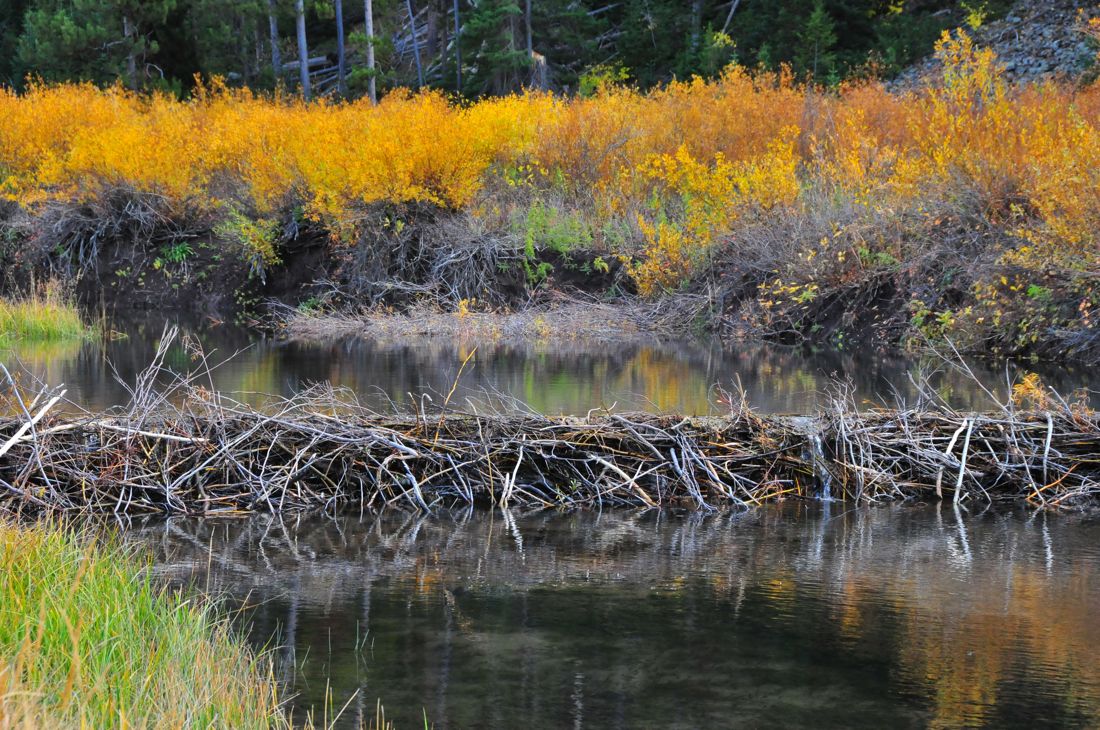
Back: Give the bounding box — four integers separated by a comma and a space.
0, 390, 66, 458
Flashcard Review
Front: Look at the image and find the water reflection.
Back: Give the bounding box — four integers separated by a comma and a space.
128, 506, 1100, 729
1, 317, 1094, 414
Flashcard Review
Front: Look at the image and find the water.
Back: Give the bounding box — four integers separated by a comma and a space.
1, 316, 1094, 414
128, 505, 1100, 729
8, 316, 1100, 726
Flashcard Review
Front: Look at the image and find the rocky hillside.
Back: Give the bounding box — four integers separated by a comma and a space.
895, 0, 1099, 87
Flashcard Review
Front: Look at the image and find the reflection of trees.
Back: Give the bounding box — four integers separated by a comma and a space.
5, 319, 1095, 416
126, 506, 1100, 729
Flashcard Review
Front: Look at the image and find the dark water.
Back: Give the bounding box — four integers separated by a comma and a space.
1, 317, 1095, 414
129, 505, 1100, 729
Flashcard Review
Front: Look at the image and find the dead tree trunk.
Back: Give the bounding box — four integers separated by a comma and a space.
425, 2, 440, 60
295, 0, 311, 99
267, 0, 282, 79
123, 15, 138, 89
720, 0, 741, 35
335, 0, 347, 95
364, 0, 377, 103
406, 0, 424, 88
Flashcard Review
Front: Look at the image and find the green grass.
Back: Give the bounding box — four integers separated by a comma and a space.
0, 291, 86, 342
0, 521, 287, 728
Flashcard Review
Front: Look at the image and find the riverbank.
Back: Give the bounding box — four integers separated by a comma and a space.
1, 31, 1097, 363
0, 520, 285, 728
2, 372, 1096, 513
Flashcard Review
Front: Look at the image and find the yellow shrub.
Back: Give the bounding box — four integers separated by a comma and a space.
0, 37, 1095, 296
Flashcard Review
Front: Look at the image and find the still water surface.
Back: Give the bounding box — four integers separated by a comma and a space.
9, 318, 1100, 727
1, 317, 1095, 413
128, 505, 1100, 729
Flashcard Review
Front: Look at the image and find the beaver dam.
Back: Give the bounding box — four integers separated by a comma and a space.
1, 366, 1098, 513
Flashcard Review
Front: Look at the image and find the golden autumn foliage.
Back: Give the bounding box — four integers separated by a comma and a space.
0, 29, 1097, 340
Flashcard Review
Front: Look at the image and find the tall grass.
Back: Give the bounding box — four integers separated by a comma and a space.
0, 289, 85, 343
0, 521, 287, 728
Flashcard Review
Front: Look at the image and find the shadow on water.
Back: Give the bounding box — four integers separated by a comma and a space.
1, 315, 1096, 414
125, 504, 1100, 729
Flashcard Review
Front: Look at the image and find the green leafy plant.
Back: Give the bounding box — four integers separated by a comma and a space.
578, 62, 630, 97
215, 209, 281, 280
161, 241, 194, 264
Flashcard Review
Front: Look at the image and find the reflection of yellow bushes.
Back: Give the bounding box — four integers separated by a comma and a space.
1, 32, 1097, 303
889, 565, 1100, 729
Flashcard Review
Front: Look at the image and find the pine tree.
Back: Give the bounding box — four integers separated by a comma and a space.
529, 0, 605, 90
460, 0, 528, 95
17, 0, 178, 86
184, 0, 267, 84
612, 0, 687, 86
796, 1, 838, 80
0, 0, 30, 86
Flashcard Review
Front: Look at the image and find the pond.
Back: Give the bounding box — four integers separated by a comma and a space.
0, 316, 1094, 414
129, 504, 1100, 729
6, 316, 1100, 727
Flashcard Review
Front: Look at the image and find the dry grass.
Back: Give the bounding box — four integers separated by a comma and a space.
281, 299, 685, 345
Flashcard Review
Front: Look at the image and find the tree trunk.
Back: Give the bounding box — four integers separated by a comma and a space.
406, 0, 424, 88
524, 0, 532, 56
452, 0, 461, 90
237, 14, 250, 83
690, 0, 704, 51
720, 0, 741, 35
123, 15, 138, 89
335, 0, 346, 96
295, 0, 311, 99
425, 3, 439, 60
364, 0, 377, 103
267, 0, 282, 80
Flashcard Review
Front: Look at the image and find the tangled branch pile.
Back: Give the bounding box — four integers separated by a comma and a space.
0, 387, 808, 514
1, 358, 1097, 514
822, 408, 1100, 508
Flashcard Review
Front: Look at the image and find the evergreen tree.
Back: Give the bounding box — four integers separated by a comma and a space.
795, 1, 838, 80
460, 0, 528, 95
1, 0, 1000, 94
529, 0, 605, 90
184, 0, 267, 83
612, 0, 686, 86
18, 0, 178, 87
0, 0, 30, 85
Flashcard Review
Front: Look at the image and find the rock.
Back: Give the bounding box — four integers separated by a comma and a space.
889, 0, 1100, 91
